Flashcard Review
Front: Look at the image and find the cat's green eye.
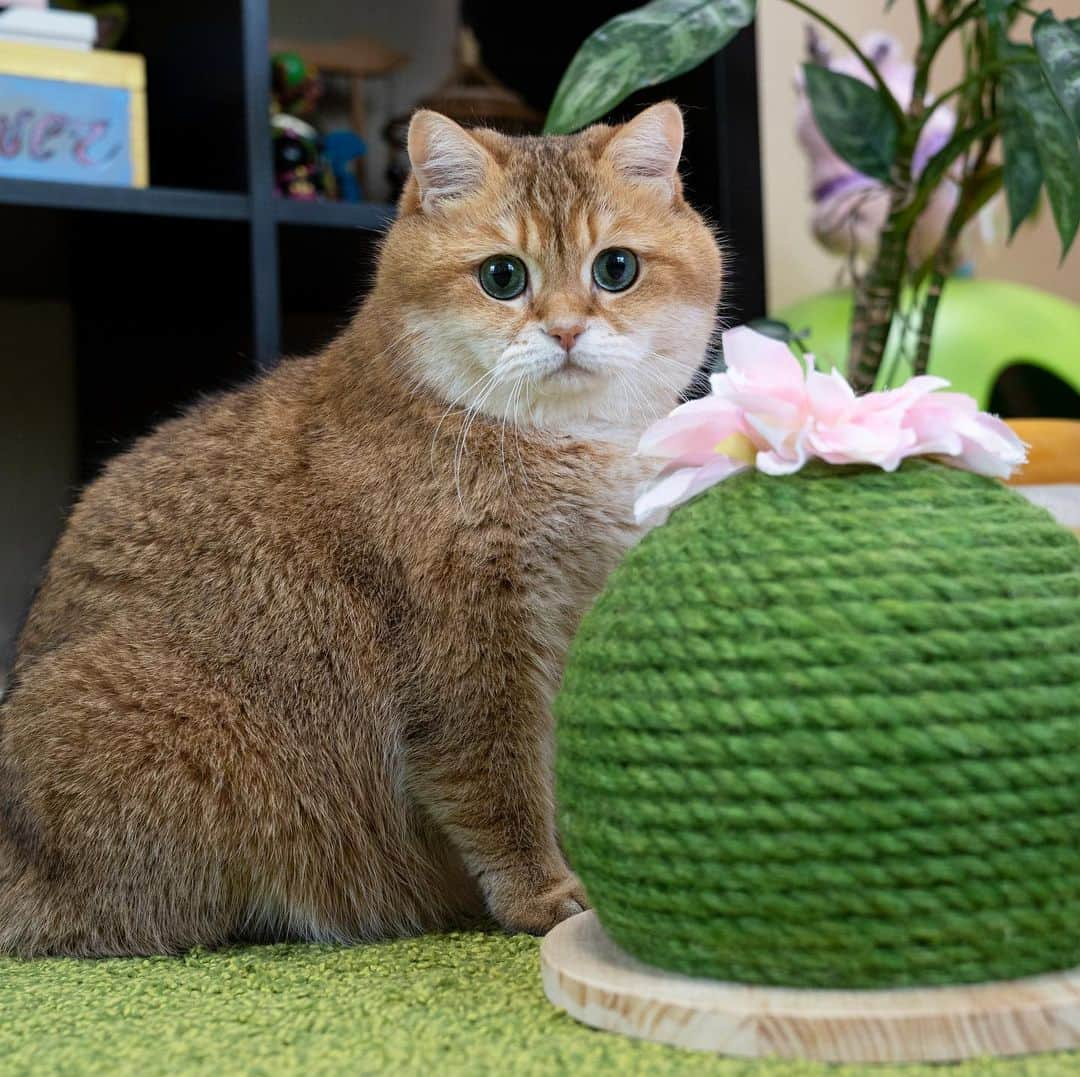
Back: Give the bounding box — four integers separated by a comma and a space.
592, 248, 639, 292
479, 255, 528, 300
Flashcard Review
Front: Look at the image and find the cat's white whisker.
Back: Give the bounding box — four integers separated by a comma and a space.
507, 372, 531, 489
453, 372, 502, 509
430, 365, 503, 482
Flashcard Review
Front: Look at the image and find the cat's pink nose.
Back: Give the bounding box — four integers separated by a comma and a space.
546, 324, 585, 352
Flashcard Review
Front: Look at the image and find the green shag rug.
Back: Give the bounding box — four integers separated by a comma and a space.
2, 933, 1078, 1075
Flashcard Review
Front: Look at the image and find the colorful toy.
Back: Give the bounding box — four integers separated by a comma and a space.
271, 113, 324, 200
271, 51, 321, 120
321, 130, 366, 203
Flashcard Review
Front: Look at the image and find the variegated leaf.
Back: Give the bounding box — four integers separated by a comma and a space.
544, 0, 756, 135
1034, 11, 1080, 136
1004, 57, 1080, 254
803, 63, 898, 183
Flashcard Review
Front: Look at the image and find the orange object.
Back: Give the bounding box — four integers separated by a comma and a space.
1005, 420, 1080, 485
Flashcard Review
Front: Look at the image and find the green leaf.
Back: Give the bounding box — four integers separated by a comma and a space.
983, 0, 1025, 25
1004, 59, 1080, 255
1000, 62, 1045, 235
544, 0, 756, 134
802, 64, 899, 183
984, 0, 1023, 38
953, 165, 1005, 233
1034, 11, 1080, 135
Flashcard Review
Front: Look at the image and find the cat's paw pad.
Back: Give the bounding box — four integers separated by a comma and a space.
490, 872, 589, 936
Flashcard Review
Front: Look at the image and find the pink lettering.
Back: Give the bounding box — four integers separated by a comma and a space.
71, 119, 109, 166
0, 110, 33, 158
28, 113, 67, 161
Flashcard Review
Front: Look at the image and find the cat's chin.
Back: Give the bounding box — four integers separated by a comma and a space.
516, 386, 675, 441
542, 358, 599, 387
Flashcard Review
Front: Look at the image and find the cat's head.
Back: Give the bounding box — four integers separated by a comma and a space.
371, 103, 723, 434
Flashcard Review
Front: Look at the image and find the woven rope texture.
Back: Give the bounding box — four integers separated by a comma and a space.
554, 459, 1080, 988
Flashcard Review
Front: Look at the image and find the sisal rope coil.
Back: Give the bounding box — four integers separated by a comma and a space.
554, 459, 1080, 989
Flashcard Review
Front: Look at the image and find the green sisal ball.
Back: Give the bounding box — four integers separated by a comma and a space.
554, 459, 1080, 989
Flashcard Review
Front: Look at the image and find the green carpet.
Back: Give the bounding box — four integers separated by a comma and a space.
1, 932, 1078, 1075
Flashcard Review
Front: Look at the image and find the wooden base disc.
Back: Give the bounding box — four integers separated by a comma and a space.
541, 911, 1080, 1063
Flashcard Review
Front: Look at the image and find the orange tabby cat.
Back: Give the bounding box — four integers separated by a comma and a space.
0, 103, 722, 956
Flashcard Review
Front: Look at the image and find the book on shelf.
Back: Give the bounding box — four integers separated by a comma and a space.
0, 8, 96, 51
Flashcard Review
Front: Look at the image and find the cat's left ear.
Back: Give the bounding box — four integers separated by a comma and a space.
602, 102, 684, 198
407, 110, 495, 212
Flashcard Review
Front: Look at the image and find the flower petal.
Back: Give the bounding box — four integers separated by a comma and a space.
805, 365, 856, 425
721, 327, 806, 396
633, 457, 749, 525
948, 412, 1028, 478
637, 396, 744, 462
634, 322, 1026, 519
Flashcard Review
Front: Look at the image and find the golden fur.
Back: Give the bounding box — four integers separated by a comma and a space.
0, 103, 722, 955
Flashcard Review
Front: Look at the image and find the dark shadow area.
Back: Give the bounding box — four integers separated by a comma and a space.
989, 364, 1080, 420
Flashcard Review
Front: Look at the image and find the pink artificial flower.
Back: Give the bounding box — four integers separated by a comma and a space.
634, 327, 1027, 524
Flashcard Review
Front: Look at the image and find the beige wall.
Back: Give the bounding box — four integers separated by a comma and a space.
756, 0, 1080, 311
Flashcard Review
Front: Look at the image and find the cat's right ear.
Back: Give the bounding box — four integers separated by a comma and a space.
406, 111, 494, 213
601, 102, 685, 200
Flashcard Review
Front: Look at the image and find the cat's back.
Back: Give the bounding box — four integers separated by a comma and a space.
15, 354, 329, 666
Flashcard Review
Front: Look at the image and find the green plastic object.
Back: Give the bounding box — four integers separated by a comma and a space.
554, 459, 1080, 989
775, 279, 1080, 406
272, 51, 309, 91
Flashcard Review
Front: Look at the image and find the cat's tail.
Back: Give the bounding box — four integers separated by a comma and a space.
0, 785, 53, 957
0, 826, 46, 957
0, 831, 125, 957
0, 750, 90, 957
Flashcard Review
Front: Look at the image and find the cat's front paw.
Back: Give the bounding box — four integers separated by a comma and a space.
487, 870, 589, 936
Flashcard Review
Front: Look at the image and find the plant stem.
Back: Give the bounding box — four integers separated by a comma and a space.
922, 58, 1035, 122
848, 218, 911, 391
844, 0, 942, 395
938, 0, 984, 40
899, 116, 997, 228
776, 0, 907, 125
828, 0, 999, 390
911, 275, 946, 378
847, 131, 919, 392
911, 142, 998, 375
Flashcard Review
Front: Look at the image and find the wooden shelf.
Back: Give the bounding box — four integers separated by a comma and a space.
274, 198, 395, 231
0, 178, 249, 221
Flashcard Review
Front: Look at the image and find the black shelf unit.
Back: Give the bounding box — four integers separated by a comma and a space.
0, 0, 401, 480
0, 178, 250, 220
0, 0, 765, 479
274, 198, 396, 230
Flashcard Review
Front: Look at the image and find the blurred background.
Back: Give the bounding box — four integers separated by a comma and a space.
757, 0, 1080, 311
1, 0, 1077, 672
